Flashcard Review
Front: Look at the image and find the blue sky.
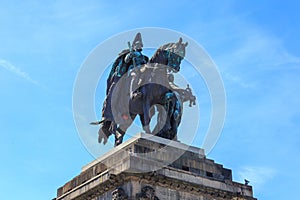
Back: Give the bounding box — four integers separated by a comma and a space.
0, 0, 299, 199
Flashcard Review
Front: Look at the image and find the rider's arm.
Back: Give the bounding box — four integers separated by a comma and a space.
124, 53, 132, 63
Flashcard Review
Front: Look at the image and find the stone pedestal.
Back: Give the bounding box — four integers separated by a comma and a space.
55, 133, 256, 200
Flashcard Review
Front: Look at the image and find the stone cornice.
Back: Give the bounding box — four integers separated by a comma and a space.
57, 169, 256, 200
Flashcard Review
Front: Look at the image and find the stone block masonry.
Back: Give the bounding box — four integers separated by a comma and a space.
55, 133, 256, 200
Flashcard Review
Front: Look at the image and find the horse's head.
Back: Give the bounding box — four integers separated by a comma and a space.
150, 38, 188, 72
165, 37, 188, 72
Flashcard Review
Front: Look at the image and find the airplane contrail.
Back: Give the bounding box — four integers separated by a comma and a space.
0, 59, 39, 85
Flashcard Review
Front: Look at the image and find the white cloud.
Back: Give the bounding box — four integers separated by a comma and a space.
237, 166, 277, 190
0, 59, 39, 85
231, 31, 300, 70
273, 50, 300, 68
223, 72, 256, 88
207, 17, 300, 72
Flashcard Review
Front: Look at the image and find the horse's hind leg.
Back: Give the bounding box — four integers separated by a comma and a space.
98, 120, 112, 144
114, 127, 125, 146
114, 114, 137, 146
139, 114, 151, 134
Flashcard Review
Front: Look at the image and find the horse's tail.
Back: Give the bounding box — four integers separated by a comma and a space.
90, 119, 105, 125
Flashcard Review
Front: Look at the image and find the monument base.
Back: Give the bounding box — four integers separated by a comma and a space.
55, 133, 256, 200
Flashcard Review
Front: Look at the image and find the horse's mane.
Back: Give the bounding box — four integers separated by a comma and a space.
150, 42, 175, 64
159, 42, 175, 51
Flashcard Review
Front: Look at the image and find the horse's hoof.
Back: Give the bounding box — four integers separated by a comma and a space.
114, 139, 123, 147
98, 134, 104, 144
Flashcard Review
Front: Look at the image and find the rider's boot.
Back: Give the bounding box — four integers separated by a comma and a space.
114, 127, 125, 147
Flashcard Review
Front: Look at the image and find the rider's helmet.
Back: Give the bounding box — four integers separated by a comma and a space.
132, 32, 143, 51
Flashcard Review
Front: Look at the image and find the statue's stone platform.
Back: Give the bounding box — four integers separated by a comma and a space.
56, 133, 256, 200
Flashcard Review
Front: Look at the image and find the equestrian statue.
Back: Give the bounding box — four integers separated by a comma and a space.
91, 33, 196, 146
